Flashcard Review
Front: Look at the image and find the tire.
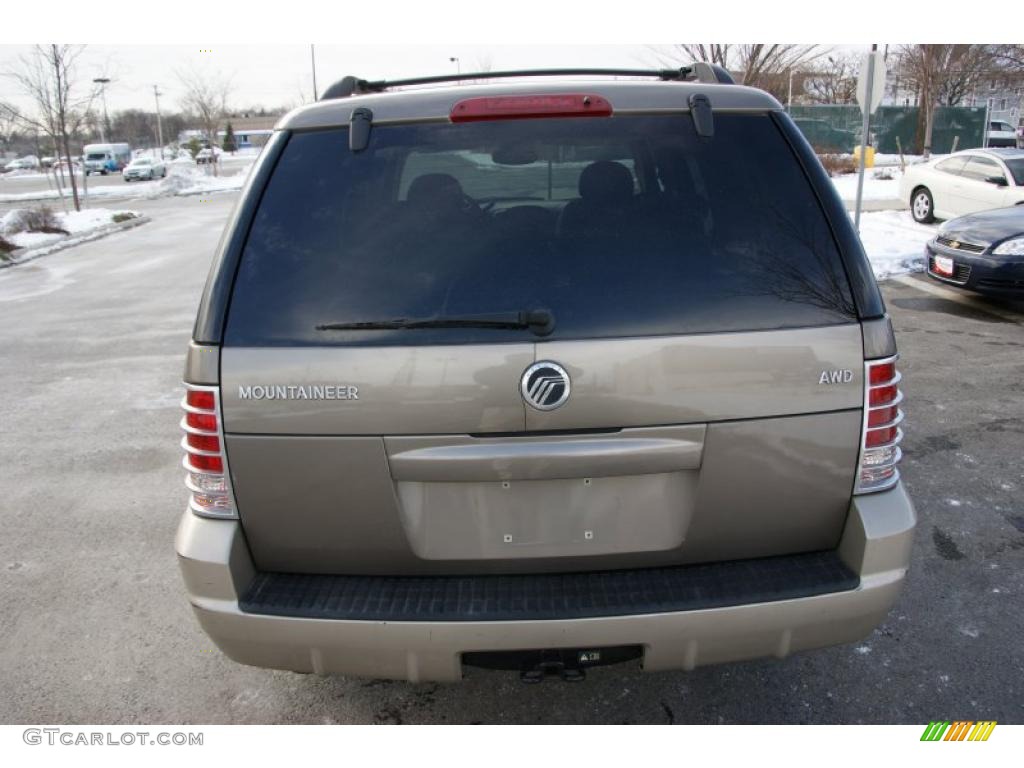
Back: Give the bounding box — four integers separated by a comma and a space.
911, 187, 935, 224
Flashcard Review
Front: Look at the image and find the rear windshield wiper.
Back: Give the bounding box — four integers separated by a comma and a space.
316, 309, 555, 336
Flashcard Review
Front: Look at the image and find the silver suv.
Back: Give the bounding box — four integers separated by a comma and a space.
177, 65, 915, 682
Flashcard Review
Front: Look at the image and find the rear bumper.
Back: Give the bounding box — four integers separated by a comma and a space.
176, 482, 915, 682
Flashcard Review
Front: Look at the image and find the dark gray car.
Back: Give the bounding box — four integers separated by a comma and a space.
926, 206, 1024, 295
177, 66, 915, 682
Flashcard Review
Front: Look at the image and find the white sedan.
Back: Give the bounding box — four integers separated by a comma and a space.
899, 148, 1024, 223
122, 157, 167, 182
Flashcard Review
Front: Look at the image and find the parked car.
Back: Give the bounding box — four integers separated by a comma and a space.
177, 65, 914, 683
924, 206, 1024, 295
122, 157, 167, 182
51, 158, 80, 174
899, 148, 1024, 223
986, 120, 1018, 149
3, 156, 40, 172
195, 147, 221, 165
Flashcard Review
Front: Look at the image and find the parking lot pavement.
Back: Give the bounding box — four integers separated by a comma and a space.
0, 195, 1021, 724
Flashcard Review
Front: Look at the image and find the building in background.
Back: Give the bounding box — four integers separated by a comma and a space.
216, 115, 279, 148
968, 71, 1024, 127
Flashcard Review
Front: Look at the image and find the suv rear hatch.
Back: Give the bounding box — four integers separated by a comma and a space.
216, 103, 865, 575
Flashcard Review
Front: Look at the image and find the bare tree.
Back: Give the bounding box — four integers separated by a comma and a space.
898, 45, 999, 157
992, 44, 1024, 71
178, 66, 232, 176
803, 54, 859, 105
660, 44, 825, 101
937, 46, 999, 106
3, 45, 101, 211
0, 103, 19, 153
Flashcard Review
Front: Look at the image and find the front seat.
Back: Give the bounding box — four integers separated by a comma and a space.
556, 160, 635, 243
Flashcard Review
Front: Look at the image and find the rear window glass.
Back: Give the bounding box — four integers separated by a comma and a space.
225, 114, 856, 347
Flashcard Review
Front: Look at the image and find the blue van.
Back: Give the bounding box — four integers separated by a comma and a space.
83, 143, 132, 175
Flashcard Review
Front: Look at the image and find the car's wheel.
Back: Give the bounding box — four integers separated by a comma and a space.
911, 187, 935, 224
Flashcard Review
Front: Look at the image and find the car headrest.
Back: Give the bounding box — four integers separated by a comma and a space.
578, 161, 634, 205
406, 173, 465, 208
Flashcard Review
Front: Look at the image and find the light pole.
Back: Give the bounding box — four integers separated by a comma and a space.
449, 56, 461, 77
153, 86, 164, 155
92, 77, 111, 143
311, 45, 318, 101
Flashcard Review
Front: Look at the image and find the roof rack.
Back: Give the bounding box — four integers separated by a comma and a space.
319, 64, 735, 101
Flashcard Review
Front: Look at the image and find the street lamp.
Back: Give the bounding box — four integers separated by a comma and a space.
153, 86, 165, 155
92, 77, 111, 143
449, 56, 461, 76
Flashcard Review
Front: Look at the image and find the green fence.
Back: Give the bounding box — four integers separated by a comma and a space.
788, 105, 987, 155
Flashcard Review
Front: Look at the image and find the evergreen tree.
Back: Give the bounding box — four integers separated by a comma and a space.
222, 121, 237, 153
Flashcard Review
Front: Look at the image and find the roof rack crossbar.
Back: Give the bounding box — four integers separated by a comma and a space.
319, 65, 734, 101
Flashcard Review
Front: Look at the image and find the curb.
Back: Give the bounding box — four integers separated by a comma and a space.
0, 215, 151, 270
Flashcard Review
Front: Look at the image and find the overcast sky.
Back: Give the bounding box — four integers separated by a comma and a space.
0, 44, 692, 115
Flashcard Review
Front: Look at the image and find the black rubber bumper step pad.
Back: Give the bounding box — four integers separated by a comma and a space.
240, 551, 858, 622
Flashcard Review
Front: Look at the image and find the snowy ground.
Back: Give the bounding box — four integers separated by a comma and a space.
2, 207, 141, 251
830, 170, 902, 203
0, 162, 252, 203
855, 210, 934, 279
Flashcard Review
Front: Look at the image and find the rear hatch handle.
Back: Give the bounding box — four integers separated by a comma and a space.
387, 431, 705, 483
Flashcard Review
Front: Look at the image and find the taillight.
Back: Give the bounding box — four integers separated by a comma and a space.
856, 356, 904, 494
181, 384, 236, 518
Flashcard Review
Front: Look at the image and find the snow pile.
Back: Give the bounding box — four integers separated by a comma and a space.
8, 231, 64, 249
2, 208, 140, 251
0, 181, 131, 203
145, 164, 249, 197
855, 211, 932, 279
1, 168, 46, 179
61, 208, 138, 234
830, 170, 903, 203
0, 209, 24, 234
